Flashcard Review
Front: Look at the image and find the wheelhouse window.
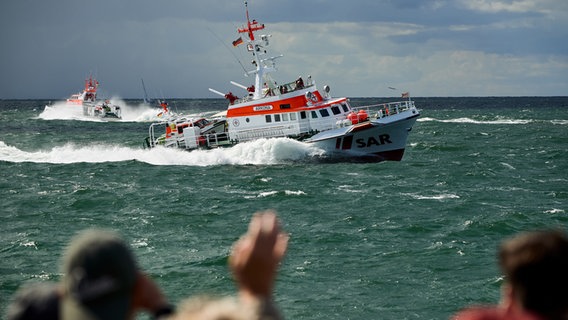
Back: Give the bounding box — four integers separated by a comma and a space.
331, 105, 341, 115
282, 113, 289, 121
341, 103, 350, 113
290, 113, 297, 121
265, 115, 272, 123
311, 111, 318, 118
274, 114, 281, 122
319, 109, 330, 117
300, 111, 307, 119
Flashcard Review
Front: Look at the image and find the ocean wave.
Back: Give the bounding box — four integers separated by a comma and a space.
256, 191, 279, 198
285, 190, 307, 196
247, 190, 307, 198
39, 102, 99, 121
0, 138, 324, 166
38, 99, 170, 122
418, 117, 533, 125
404, 192, 461, 200
544, 208, 565, 214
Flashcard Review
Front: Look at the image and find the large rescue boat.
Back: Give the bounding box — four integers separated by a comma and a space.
145, 2, 419, 161
66, 76, 122, 119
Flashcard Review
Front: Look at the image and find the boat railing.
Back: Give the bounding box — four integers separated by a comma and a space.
232, 125, 289, 142
351, 100, 416, 120
147, 121, 168, 148
278, 78, 314, 95
204, 131, 231, 147
321, 100, 416, 129
233, 80, 315, 105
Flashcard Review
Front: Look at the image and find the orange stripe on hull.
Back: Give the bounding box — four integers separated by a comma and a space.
226, 94, 346, 118
226, 95, 307, 117
66, 100, 83, 106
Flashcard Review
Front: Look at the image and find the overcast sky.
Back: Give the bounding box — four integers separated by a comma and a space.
1, 0, 567, 99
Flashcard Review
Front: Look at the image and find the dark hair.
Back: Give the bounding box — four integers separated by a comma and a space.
499, 230, 568, 319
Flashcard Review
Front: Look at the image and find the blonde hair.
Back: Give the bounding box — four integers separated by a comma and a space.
170, 296, 259, 320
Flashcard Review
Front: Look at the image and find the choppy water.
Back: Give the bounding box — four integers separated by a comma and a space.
1, 97, 567, 319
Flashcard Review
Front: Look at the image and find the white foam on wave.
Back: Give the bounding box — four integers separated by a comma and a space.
39, 102, 99, 121
500, 162, 516, 170
405, 192, 461, 200
0, 138, 325, 166
544, 208, 565, 214
245, 189, 306, 199
38, 98, 168, 123
418, 117, 532, 125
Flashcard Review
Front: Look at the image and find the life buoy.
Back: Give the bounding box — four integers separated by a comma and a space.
347, 112, 359, 125
357, 109, 368, 122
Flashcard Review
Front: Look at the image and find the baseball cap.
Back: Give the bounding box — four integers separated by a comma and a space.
61, 229, 137, 320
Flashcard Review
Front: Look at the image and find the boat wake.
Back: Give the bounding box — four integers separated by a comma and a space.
39, 102, 87, 121
38, 99, 169, 122
0, 138, 325, 166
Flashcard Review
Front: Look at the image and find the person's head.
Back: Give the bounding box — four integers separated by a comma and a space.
498, 229, 568, 319
60, 229, 138, 320
6, 282, 60, 320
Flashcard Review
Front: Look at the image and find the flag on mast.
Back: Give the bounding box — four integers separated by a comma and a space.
232, 37, 243, 47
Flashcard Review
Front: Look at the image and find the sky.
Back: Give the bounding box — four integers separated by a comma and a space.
1, 0, 567, 99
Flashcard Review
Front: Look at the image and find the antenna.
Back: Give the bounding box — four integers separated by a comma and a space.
207, 27, 249, 76
244, 1, 253, 40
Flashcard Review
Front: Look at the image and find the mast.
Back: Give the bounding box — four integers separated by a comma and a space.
141, 78, 151, 104
237, 1, 279, 100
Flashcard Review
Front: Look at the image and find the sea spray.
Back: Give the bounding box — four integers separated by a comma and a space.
0, 138, 325, 166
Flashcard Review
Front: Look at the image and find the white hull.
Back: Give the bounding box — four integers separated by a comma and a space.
83, 103, 122, 119
145, 100, 419, 162
306, 109, 419, 161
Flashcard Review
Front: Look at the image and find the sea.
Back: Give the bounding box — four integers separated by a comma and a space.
1, 97, 567, 319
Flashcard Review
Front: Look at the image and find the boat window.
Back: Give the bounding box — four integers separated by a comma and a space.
341, 103, 350, 113
311, 111, 318, 118
331, 105, 341, 115
246, 118, 250, 123
290, 113, 297, 121
300, 111, 307, 119
282, 113, 289, 121
194, 119, 210, 128
319, 109, 330, 117
275, 114, 281, 122
280, 103, 291, 109
265, 115, 272, 123
177, 124, 189, 134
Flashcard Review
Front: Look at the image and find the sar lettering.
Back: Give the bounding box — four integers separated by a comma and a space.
355, 134, 392, 148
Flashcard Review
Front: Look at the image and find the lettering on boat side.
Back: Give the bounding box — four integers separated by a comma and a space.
253, 105, 273, 111
355, 134, 392, 148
